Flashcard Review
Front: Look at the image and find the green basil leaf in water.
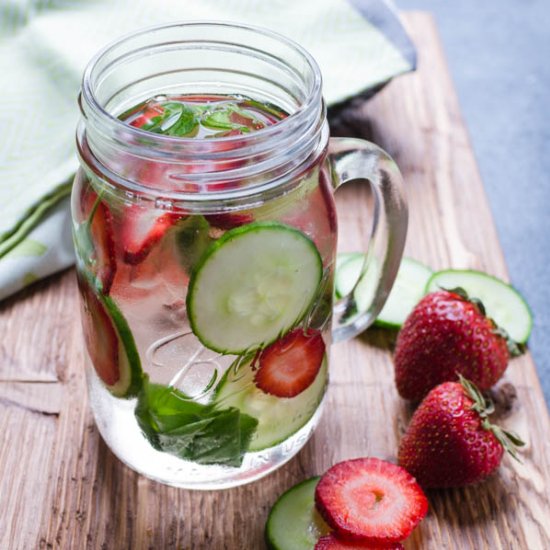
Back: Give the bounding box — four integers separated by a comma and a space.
139, 103, 199, 137
201, 105, 263, 133
162, 103, 200, 137
135, 378, 258, 466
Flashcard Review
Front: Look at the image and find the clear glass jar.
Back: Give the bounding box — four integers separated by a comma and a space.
73, 22, 407, 489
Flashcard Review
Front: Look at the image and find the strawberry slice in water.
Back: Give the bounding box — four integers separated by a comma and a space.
254, 328, 325, 398
78, 274, 143, 397
91, 201, 117, 293
75, 189, 117, 294
120, 205, 183, 265
204, 212, 254, 230
315, 534, 405, 549
129, 103, 165, 130
315, 458, 428, 544
80, 276, 120, 387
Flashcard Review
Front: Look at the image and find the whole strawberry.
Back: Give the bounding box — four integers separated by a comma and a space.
394, 289, 516, 401
398, 376, 524, 488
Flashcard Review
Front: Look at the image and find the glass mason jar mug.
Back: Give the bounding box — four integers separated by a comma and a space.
73, 22, 407, 489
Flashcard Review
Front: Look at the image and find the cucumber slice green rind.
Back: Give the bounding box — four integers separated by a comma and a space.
187, 222, 323, 354
82, 273, 143, 398
426, 269, 533, 343
265, 477, 329, 550
214, 357, 327, 451
374, 257, 433, 329
334, 254, 364, 298
335, 254, 433, 329
100, 292, 143, 398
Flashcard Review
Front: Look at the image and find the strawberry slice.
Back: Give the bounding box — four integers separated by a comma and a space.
254, 328, 325, 398
91, 201, 117, 293
315, 458, 428, 544
204, 212, 254, 230
129, 103, 165, 129
77, 189, 116, 294
120, 205, 183, 265
79, 276, 120, 387
315, 534, 404, 549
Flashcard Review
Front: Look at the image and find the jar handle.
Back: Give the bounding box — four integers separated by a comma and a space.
329, 138, 408, 342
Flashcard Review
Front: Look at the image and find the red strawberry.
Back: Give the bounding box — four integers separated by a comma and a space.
398, 377, 524, 488
254, 328, 325, 398
79, 189, 116, 294
119, 205, 183, 265
315, 534, 404, 549
129, 103, 164, 129
314, 458, 428, 544
204, 212, 254, 230
394, 289, 512, 401
78, 275, 119, 387
228, 109, 265, 131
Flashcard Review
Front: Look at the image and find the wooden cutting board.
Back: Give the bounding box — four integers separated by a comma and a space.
1, 12, 549, 550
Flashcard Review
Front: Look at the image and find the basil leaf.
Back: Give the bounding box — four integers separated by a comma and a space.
135, 379, 258, 466
164, 104, 199, 137
138, 102, 199, 137
201, 105, 262, 133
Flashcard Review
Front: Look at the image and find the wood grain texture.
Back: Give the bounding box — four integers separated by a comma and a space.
0, 12, 549, 550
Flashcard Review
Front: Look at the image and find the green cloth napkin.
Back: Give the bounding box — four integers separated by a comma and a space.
0, 0, 415, 300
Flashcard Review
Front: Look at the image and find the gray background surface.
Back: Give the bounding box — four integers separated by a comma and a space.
395, 0, 549, 403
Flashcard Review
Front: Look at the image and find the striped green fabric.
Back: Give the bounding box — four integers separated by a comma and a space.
0, 0, 414, 300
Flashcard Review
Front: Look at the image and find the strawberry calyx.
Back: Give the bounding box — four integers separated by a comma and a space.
443, 286, 526, 357
458, 374, 525, 461
492, 326, 526, 357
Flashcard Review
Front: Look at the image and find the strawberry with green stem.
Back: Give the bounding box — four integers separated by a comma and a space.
394, 288, 524, 401
398, 375, 524, 488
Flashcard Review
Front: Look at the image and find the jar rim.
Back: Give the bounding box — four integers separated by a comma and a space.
82, 21, 323, 150
78, 21, 326, 204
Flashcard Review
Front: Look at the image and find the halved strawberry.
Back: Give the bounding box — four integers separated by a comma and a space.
77, 273, 143, 397
79, 276, 120, 387
77, 189, 117, 294
119, 205, 183, 265
91, 202, 116, 293
315, 534, 404, 549
314, 458, 428, 544
254, 328, 325, 398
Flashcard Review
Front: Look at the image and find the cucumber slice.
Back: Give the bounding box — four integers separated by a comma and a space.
335, 254, 432, 329
334, 253, 364, 298
187, 222, 323, 354
375, 258, 433, 328
426, 269, 533, 343
265, 477, 330, 550
79, 275, 143, 398
214, 356, 327, 451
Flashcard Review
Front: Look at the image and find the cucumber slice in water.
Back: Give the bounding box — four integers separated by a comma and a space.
187, 222, 323, 354
79, 276, 142, 398
426, 269, 533, 343
335, 254, 432, 328
214, 356, 327, 452
265, 477, 330, 550
334, 253, 364, 298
